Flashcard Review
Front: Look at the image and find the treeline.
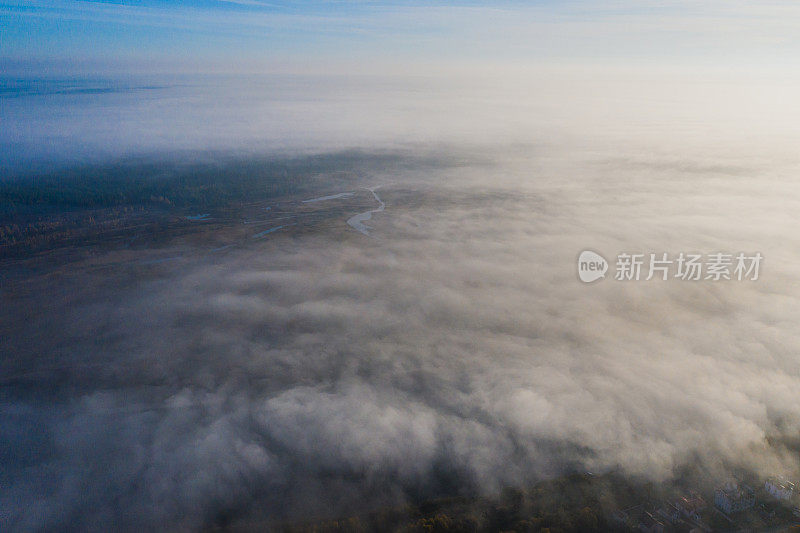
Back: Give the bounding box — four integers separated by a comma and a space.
2, 159, 300, 212
0, 205, 151, 256
0, 150, 434, 258
0, 150, 419, 213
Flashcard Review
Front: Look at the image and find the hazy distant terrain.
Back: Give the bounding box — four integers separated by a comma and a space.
0, 150, 456, 259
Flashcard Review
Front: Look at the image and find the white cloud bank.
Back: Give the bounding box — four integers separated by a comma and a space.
2, 65, 800, 529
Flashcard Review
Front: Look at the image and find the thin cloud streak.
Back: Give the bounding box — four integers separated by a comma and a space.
3, 0, 800, 67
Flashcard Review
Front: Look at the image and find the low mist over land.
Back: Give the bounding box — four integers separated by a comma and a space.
3, 65, 800, 530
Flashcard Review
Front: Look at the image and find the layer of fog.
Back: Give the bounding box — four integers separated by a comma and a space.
3, 67, 800, 530
3, 65, 800, 174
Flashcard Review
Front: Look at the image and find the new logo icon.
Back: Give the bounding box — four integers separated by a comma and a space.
577, 250, 608, 283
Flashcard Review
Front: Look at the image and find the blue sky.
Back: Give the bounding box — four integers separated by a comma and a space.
2, 1, 800, 73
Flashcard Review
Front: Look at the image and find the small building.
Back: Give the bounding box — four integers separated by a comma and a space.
765, 477, 795, 501
638, 511, 665, 533
715, 482, 755, 514
656, 503, 680, 524
676, 494, 706, 521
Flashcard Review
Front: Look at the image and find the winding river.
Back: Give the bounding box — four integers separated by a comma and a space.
347, 188, 385, 236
